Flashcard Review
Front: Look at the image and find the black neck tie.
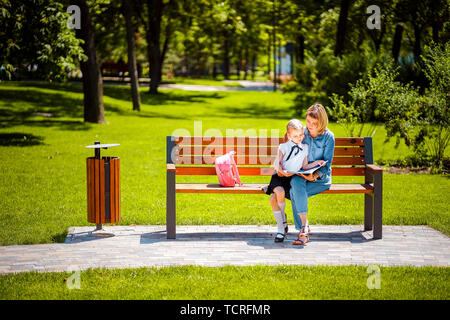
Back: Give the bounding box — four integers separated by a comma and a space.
285, 144, 302, 161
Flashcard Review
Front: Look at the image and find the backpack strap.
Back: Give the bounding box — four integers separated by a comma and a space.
230, 152, 243, 186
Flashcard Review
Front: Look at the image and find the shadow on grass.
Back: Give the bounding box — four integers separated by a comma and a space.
223, 103, 296, 119
1, 81, 228, 122
51, 230, 69, 243
0, 132, 44, 146
0, 86, 89, 130
3, 81, 226, 105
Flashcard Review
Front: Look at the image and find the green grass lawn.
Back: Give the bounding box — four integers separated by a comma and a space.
0, 81, 449, 246
1, 265, 448, 300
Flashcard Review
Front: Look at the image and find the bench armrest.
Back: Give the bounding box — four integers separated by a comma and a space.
167, 163, 176, 172
366, 164, 383, 173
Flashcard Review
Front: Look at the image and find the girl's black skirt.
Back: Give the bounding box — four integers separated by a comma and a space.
265, 173, 292, 200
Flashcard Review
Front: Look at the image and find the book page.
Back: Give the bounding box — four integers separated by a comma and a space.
286, 160, 328, 175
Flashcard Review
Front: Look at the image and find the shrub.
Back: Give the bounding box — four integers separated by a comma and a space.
294, 90, 328, 117
329, 43, 450, 171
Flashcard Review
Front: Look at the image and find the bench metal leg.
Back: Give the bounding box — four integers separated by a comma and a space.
364, 169, 373, 231
364, 194, 373, 231
166, 170, 176, 239
373, 172, 383, 239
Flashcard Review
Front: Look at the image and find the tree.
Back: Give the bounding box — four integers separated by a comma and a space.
122, 0, 140, 111
0, 0, 84, 81
334, 0, 352, 56
72, 0, 105, 123
146, 0, 163, 94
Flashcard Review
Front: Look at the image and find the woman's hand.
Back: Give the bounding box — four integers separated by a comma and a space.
315, 160, 326, 167
297, 173, 315, 181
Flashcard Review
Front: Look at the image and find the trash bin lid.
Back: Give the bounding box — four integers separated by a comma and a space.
85, 143, 120, 149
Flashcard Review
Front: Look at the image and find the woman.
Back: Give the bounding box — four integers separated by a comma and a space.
277, 104, 335, 245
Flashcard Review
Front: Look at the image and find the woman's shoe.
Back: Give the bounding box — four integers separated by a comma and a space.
292, 234, 309, 245
292, 227, 309, 245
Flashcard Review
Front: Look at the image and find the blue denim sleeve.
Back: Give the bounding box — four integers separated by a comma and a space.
316, 131, 335, 179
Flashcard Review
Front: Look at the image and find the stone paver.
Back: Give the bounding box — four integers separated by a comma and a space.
0, 225, 449, 274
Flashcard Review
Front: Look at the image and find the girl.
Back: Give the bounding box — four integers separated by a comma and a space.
265, 119, 325, 242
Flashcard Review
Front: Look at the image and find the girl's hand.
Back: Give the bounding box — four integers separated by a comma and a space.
298, 173, 315, 181
277, 170, 294, 177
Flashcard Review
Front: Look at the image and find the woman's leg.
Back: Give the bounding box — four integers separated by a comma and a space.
290, 177, 331, 243
301, 181, 331, 235
289, 176, 307, 230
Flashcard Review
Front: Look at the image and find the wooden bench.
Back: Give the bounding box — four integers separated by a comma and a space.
166, 136, 383, 239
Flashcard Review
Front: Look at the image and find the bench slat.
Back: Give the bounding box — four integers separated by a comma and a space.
175, 137, 365, 147
174, 155, 366, 165
177, 146, 365, 157
176, 183, 374, 194
175, 166, 366, 176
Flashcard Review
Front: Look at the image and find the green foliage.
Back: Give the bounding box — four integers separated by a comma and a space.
0, 0, 85, 81
293, 89, 328, 117
293, 48, 378, 115
327, 94, 378, 137
329, 44, 450, 171
414, 43, 450, 170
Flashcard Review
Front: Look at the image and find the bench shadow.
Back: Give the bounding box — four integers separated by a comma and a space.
139, 229, 375, 249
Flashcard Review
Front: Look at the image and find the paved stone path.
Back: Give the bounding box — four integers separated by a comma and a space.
0, 225, 448, 274
159, 80, 279, 92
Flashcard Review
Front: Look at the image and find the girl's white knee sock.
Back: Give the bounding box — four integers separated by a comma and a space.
277, 202, 287, 228
273, 211, 285, 235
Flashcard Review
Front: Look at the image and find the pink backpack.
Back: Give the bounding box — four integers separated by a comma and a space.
215, 151, 243, 187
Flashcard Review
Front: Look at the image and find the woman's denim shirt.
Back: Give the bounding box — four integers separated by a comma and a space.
302, 127, 335, 185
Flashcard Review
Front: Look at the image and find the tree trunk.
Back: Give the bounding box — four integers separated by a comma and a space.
73, 0, 105, 124
147, 0, 163, 94
296, 34, 305, 64
123, 0, 140, 111
392, 24, 403, 62
223, 37, 230, 79
243, 48, 248, 80
412, 22, 422, 62
334, 0, 351, 57
431, 20, 442, 44
159, 22, 172, 83
251, 53, 256, 80
267, 32, 271, 77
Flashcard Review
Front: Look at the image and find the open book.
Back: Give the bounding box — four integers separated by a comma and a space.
286, 160, 328, 175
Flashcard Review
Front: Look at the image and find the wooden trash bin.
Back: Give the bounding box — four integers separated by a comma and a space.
86, 142, 121, 229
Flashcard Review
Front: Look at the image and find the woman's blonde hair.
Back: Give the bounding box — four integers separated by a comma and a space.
306, 104, 328, 134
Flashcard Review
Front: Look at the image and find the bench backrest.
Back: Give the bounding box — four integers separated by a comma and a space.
167, 136, 374, 177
